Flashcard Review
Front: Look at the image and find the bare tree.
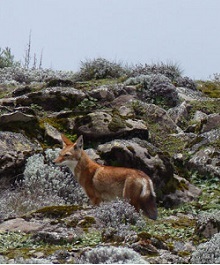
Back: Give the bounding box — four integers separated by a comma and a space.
39, 48, 43, 69
24, 30, 32, 69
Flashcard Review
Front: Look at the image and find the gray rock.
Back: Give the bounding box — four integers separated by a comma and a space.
168, 101, 191, 127
0, 218, 45, 233
0, 111, 36, 124
132, 101, 179, 134
88, 85, 115, 101
44, 122, 62, 144
0, 131, 41, 187
148, 249, 187, 264
97, 139, 174, 199
176, 86, 208, 101
74, 111, 149, 140
202, 113, 220, 133
195, 210, 220, 239
188, 146, 220, 178
163, 175, 201, 207
15, 87, 86, 111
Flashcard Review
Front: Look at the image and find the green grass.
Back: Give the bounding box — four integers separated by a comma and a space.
197, 80, 220, 98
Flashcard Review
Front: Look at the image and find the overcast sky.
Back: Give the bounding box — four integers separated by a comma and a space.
1, 0, 220, 79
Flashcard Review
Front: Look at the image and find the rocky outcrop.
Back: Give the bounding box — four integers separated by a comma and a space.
73, 110, 149, 141
17, 87, 86, 111
0, 131, 41, 187
0, 66, 219, 264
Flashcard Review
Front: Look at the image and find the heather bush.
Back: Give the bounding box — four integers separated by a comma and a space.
75, 57, 128, 81
0, 66, 75, 85
197, 210, 220, 226
125, 73, 179, 107
94, 199, 145, 241
94, 199, 143, 228
191, 233, 220, 264
23, 149, 88, 205
175, 76, 197, 90
0, 149, 88, 217
77, 246, 148, 264
129, 62, 182, 81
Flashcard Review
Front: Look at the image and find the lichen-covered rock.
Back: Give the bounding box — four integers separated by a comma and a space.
73, 110, 149, 140
125, 74, 179, 107
195, 210, 220, 239
0, 218, 44, 233
97, 138, 175, 200
0, 131, 41, 187
163, 175, 201, 207
15, 87, 86, 111
148, 249, 187, 264
168, 101, 192, 127
132, 101, 179, 134
188, 146, 220, 178
0, 111, 36, 124
176, 86, 208, 101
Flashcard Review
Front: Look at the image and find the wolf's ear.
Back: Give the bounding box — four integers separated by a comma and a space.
74, 135, 84, 150
61, 134, 73, 147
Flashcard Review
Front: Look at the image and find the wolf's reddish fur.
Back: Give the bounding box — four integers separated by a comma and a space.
54, 135, 157, 220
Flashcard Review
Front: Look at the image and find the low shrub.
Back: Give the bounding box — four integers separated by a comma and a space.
129, 62, 182, 82
77, 246, 148, 264
191, 233, 220, 264
94, 199, 145, 241
0, 67, 75, 85
0, 149, 88, 217
94, 199, 143, 227
75, 57, 128, 81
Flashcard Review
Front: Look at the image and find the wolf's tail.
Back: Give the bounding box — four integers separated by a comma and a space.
140, 179, 157, 220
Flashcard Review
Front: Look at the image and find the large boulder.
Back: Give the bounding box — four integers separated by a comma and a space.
187, 129, 220, 178
0, 131, 41, 187
97, 139, 172, 199
73, 110, 149, 141
132, 101, 179, 135
11, 87, 85, 111
97, 138, 201, 205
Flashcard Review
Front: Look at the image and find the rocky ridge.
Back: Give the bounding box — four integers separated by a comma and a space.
0, 65, 219, 263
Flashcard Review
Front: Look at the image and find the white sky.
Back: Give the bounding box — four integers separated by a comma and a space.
0, 0, 220, 79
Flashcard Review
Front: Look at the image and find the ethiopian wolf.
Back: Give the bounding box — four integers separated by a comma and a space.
54, 135, 157, 220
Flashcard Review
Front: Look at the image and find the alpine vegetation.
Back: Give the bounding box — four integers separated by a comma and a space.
124, 73, 179, 107
0, 149, 88, 217
77, 246, 148, 264
94, 199, 144, 228
191, 233, 220, 264
75, 57, 128, 81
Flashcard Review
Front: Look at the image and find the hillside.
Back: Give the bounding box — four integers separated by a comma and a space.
0, 60, 219, 264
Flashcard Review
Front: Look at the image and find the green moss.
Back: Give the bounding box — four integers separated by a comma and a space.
26, 205, 82, 219
0, 119, 44, 141
189, 99, 220, 117
197, 80, 220, 98
74, 78, 119, 91
138, 231, 152, 240
78, 216, 96, 228
108, 111, 126, 132
161, 176, 180, 195
75, 231, 102, 248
